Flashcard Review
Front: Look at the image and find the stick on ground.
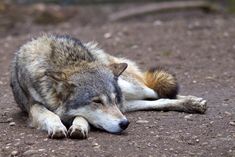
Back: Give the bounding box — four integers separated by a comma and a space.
109, 1, 220, 21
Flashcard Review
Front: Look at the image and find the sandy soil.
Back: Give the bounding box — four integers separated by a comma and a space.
0, 4, 235, 157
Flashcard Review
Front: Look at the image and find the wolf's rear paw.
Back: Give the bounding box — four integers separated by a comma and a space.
68, 125, 88, 139
48, 123, 67, 139
182, 96, 207, 114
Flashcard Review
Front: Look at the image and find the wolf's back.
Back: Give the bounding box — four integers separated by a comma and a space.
18, 35, 95, 68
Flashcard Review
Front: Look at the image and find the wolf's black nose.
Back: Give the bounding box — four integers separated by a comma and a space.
119, 119, 130, 130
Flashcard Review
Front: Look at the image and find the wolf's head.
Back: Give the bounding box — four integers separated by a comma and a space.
45, 62, 129, 133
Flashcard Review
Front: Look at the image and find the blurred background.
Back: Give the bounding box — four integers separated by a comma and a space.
0, 0, 234, 38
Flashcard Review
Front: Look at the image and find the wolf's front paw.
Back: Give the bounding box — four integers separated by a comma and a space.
47, 122, 67, 139
68, 125, 88, 139
182, 96, 207, 114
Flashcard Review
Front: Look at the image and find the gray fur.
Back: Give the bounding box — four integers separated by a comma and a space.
11, 34, 124, 120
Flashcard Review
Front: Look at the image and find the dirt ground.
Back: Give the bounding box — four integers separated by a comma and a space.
0, 4, 235, 157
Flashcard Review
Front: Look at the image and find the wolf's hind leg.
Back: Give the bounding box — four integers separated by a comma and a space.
118, 78, 158, 100
123, 95, 207, 114
177, 95, 204, 101
68, 116, 90, 139
176, 95, 207, 113
29, 104, 67, 139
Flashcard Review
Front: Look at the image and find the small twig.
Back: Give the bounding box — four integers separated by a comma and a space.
109, 0, 220, 21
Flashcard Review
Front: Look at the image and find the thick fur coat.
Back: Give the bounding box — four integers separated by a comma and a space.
10, 34, 207, 139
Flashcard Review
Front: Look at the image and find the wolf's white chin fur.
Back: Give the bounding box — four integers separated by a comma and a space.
68, 107, 127, 133
94, 118, 127, 133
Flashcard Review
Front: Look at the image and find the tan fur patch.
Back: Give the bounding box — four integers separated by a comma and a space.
101, 105, 124, 119
108, 57, 145, 85
144, 69, 178, 98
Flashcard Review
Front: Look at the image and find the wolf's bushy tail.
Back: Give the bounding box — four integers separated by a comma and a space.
144, 67, 179, 99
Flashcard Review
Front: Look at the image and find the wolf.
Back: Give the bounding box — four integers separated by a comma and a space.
10, 34, 207, 139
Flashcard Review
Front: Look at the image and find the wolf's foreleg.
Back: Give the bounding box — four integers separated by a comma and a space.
123, 95, 207, 114
29, 104, 67, 139
118, 78, 158, 100
68, 116, 90, 139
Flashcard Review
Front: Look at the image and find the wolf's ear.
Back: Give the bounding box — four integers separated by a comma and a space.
110, 63, 128, 77
45, 71, 67, 82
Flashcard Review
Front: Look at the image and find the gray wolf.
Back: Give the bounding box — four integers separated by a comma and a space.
10, 34, 207, 139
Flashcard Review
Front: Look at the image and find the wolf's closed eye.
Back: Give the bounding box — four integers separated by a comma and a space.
92, 97, 102, 104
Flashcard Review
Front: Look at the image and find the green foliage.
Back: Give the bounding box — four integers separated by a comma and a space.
228, 0, 235, 13
160, 51, 172, 57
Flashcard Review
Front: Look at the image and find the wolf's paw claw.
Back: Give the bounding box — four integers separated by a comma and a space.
182, 96, 207, 114
48, 124, 67, 139
68, 125, 88, 139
